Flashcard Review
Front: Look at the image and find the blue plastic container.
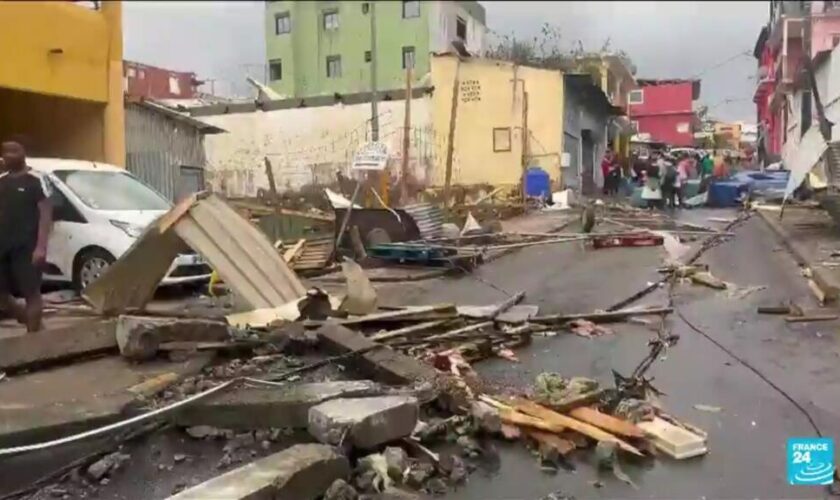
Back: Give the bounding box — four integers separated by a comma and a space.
707, 181, 748, 207
524, 167, 551, 198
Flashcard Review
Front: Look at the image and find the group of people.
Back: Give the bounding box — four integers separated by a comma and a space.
601, 148, 725, 210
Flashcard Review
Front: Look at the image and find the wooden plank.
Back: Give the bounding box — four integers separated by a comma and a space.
784, 314, 838, 323
369, 320, 451, 342
0, 319, 117, 371
333, 304, 457, 326
568, 407, 645, 439
511, 399, 643, 456
531, 306, 672, 324
526, 429, 575, 456
283, 239, 306, 263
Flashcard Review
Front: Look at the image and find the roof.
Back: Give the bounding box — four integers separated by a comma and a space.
127, 98, 226, 134
636, 78, 701, 100
564, 74, 625, 116
27, 158, 124, 173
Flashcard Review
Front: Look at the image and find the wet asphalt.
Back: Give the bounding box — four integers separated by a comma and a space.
6, 208, 840, 499
379, 209, 840, 499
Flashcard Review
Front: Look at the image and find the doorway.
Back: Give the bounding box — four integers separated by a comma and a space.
581, 129, 595, 195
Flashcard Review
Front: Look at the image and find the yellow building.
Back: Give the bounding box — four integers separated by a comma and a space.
0, 1, 124, 165
431, 55, 564, 188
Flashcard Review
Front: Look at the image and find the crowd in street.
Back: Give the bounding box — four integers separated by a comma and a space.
600, 148, 735, 210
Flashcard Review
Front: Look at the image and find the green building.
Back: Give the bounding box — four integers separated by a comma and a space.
264, 1, 486, 98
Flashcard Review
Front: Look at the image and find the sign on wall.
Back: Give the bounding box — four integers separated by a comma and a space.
460, 79, 482, 103
352, 141, 390, 171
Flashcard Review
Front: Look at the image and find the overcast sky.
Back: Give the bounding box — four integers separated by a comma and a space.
123, 1, 767, 122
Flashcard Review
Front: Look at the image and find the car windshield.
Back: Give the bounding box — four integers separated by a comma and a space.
53, 170, 171, 211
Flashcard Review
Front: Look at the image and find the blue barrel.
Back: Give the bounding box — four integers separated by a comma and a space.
524, 167, 551, 198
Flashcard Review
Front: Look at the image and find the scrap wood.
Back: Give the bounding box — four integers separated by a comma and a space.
483, 396, 643, 456
757, 305, 791, 315
282, 239, 306, 263
369, 319, 452, 342
324, 304, 458, 326
510, 398, 644, 456
531, 306, 673, 325
526, 429, 576, 456
568, 407, 645, 439
784, 314, 839, 323
689, 271, 727, 290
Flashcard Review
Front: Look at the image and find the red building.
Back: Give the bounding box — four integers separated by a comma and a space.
124, 60, 202, 100
627, 79, 701, 147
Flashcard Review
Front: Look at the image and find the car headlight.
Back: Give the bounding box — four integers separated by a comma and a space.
110, 220, 145, 238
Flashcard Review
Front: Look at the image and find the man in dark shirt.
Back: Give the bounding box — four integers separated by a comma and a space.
0, 139, 52, 332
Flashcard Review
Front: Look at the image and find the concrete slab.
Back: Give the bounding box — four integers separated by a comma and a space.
315, 323, 439, 386
167, 443, 349, 500
0, 354, 213, 447
0, 318, 117, 372
308, 395, 419, 449
116, 315, 230, 361
175, 380, 384, 430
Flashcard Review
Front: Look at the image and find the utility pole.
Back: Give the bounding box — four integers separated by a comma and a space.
369, 1, 379, 142
402, 65, 412, 202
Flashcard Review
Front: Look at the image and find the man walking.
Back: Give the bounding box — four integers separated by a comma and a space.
0, 138, 52, 332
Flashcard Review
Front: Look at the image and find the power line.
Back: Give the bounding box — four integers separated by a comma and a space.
691, 50, 753, 79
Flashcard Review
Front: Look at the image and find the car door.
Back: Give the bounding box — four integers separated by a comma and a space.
44, 178, 87, 282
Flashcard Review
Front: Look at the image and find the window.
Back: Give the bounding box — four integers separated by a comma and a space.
630, 120, 640, 132
628, 89, 644, 104
493, 128, 512, 152
53, 170, 171, 211
402, 0, 420, 18
364, 50, 372, 63
127, 67, 136, 78
676, 122, 690, 134
269, 59, 283, 81
362, 2, 369, 14
138, 69, 146, 79
274, 12, 291, 34
168, 76, 181, 95
402, 46, 415, 69
801, 90, 812, 137
327, 55, 342, 78
456, 16, 467, 40
323, 10, 339, 30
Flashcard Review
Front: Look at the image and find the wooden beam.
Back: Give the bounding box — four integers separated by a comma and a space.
442, 59, 461, 209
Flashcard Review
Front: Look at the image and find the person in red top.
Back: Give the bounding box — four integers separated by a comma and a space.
601, 149, 618, 195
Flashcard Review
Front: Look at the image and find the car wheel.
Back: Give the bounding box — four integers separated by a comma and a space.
73, 248, 116, 292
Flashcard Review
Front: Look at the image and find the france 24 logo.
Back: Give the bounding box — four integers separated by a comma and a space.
787, 438, 835, 486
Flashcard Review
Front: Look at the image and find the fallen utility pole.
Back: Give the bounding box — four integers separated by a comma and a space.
442, 59, 461, 209
531, 306, 673, 325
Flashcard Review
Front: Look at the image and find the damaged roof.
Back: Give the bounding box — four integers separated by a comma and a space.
564, 74, 625, 116
127, 97, 227, 134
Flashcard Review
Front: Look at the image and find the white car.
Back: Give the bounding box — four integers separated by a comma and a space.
28, 158, 211, 291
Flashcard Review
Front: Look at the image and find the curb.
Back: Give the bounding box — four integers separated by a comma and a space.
756, 209, 839, 303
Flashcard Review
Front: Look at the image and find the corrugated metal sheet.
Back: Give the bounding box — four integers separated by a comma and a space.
125, 102, 208, 201
403, 203, 445, 240
83, 193, 305, 314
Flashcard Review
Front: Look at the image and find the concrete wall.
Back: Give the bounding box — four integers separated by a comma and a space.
197, 97, 435, 197
0, 1, 124, 165
430, 55, 564, 188
264, 1, 485, 98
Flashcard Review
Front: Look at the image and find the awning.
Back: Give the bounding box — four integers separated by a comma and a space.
783, 126, 828, 200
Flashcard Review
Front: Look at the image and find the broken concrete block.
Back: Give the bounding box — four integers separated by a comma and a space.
116, 316, 230, 361
167, 443, 349, 500
383, 446, 409, 482
176, 380, 383, 430
470, 400, 501, 434
87, 451, 130, 480
316, 324, 439, 386
324, 478, 359, 500
308, 396, 419, 449
637, 417, 708, 459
